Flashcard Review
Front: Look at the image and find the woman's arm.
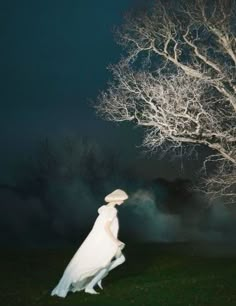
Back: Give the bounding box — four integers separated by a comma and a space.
104, 221, 124, 247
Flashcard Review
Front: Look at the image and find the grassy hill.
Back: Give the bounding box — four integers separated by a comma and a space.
1, 243, 236, 306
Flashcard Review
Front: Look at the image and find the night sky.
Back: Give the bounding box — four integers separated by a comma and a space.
1, 0, 152, 180
1, 4, 236, 304
0, 0, 236, 250
0, 0, 207, 183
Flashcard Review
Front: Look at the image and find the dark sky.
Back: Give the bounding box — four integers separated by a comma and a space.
0, 0, 149, 179
0, 0, 204, 182
1, 0, 234, 248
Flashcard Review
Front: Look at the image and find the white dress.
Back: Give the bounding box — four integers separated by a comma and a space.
51, 204, 121, 298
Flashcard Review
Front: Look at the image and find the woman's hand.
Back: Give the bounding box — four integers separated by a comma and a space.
115, 241, 125, 257
116, 240, 125, 250
105, 221, 126, 250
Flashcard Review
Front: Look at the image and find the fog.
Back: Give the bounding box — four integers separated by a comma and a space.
122, 190, 236, 243
0, 137, 235, 248
1, 178, 236, 248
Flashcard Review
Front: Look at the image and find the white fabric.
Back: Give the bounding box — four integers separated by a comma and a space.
84, 253, 126, 294
51, 205, 123, 298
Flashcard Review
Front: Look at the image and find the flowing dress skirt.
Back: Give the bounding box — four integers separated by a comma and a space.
51, 205, 121, 297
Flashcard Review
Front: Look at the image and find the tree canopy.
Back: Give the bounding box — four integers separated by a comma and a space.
96, 0, 236, 204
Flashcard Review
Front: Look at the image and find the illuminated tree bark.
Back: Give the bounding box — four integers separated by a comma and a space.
96, 0, 236, 204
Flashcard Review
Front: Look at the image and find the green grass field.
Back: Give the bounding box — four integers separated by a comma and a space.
1, 242, 236, 306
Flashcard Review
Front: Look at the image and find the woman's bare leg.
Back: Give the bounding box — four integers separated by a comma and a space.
97, 254, 126, 289
85, 268, 108, 294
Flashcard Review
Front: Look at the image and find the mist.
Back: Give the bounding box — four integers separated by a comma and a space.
0, 136, 235, 249
121, 190, 236, 244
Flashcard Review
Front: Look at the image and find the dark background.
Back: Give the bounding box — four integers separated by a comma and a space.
0, 0, 203, 182
0, 0, 235, 248
0, 0, 141, 180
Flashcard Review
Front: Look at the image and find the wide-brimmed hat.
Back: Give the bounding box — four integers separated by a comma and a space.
105, 189, 128, 202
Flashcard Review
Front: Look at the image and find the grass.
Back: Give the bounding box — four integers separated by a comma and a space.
1, 242, 236, 306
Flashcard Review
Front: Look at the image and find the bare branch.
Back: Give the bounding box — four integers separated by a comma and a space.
96, 0, 236, 204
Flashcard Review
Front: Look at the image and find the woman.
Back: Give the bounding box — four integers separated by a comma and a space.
51, 189, 128, 297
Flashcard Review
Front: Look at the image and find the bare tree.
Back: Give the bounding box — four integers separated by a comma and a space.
96, 0, 236, 204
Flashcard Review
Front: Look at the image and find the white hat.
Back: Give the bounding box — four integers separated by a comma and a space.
105, 189, 128, 202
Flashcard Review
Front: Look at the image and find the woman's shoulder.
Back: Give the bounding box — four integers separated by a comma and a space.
98, 204, 117, 214
98, 205, 106, 214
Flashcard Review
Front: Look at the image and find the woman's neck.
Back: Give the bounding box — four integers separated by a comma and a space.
107, 202, 117, 207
